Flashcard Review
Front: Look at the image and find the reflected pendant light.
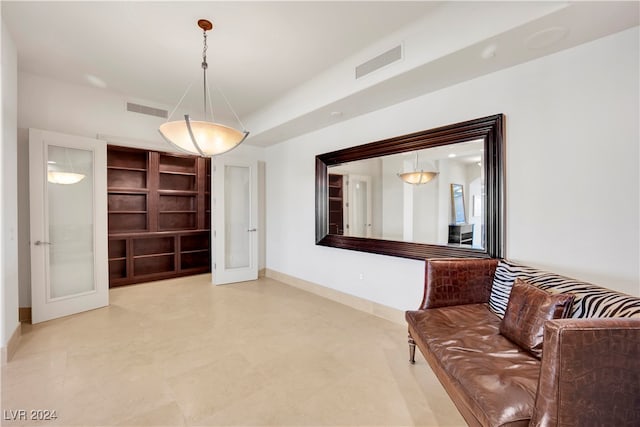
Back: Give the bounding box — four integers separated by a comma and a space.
47, 150, 86, 185
47, 172, 85, 185
159, 19, 249, 157
397, 152, 438, 185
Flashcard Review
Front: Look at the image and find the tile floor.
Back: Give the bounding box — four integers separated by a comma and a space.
1, 275, 465, 426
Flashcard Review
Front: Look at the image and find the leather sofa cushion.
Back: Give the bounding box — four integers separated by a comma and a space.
500, 279, 575, 359
406, 304, 540, 427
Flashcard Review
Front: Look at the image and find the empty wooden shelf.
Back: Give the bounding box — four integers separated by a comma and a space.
107, 146, 211, 287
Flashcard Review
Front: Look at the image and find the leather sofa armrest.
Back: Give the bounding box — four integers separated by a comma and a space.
531, 318, 640, 427
419, 258, 499, 309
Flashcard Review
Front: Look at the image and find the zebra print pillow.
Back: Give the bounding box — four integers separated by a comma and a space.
489, 260, 548, 318
528, 275, 640, 319
489, 260, 640, 319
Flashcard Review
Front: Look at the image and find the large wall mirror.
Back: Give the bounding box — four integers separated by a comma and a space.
315, 114, 504, 260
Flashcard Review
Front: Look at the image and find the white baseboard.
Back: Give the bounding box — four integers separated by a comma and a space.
265, 269, 405, 325
1, 323, 21, 365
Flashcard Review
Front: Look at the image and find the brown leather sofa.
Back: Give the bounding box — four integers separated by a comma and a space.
406, 258, 640, 427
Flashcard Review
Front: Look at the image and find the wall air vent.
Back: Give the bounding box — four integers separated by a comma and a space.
126, 102, 168, 119
355, 44, 402, 79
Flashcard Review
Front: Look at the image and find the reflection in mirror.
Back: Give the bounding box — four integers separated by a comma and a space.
450, 183, 466, 225
316, 114, 504, 260
327, 139, 485, 249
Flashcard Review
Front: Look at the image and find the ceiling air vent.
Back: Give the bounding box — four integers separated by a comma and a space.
126, 102, 168, 119
355, 44, 402, 79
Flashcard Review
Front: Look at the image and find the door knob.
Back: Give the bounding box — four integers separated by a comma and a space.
35, 240, 52, 246
247, 228, 257, 232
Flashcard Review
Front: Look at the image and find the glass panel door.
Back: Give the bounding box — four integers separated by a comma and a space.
30, 129, 108, 324
47, 146, 96, 299
213, 156, 258, 285
224, 165, 250, 269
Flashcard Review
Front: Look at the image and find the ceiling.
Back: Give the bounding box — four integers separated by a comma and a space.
2, 2, 438, 123
2, 1, 639, 148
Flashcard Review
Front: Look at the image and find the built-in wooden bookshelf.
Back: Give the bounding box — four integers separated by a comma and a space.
328, 174, 344, 235
107, 146, 211, 287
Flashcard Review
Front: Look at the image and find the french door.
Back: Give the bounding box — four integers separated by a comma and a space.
29, 129, 108, 323
212, 156, 258, 285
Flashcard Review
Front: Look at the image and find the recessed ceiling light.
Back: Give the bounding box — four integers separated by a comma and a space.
524, 27, 569, 50
448, 153, 456, 158
47, 160, 56, 164
481, 44, 497, 60
85, 74, 107, 89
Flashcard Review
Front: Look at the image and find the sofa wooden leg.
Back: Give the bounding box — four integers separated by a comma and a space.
408, 336, 416, 364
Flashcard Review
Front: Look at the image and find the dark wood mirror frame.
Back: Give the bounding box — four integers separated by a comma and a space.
315, 114, 505, 260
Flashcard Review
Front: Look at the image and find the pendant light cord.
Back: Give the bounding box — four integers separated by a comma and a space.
216, 86, 246, 131
202, 26, 245, 130
202, 28, 208, 119
165, 79, 196, 122
164, 19, 246, 130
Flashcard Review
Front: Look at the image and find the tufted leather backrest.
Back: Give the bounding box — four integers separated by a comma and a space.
421, 258, 499, 309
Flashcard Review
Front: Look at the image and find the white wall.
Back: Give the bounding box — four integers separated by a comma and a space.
265, 26, 640, 312
412, 174, 439, 244
2, 19, 20, 347
467, 164, 483, 248
381, 155, 405, 241
19, 73, 172, 145
17, 72, 266, 306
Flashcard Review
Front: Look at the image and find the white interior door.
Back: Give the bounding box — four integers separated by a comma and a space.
347, 174, 373, 238
212, 156, 258, 285
29, 129, 108, 324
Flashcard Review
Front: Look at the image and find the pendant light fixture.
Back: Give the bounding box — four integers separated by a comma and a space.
397, 151, 438, 185
159, 19, 249, 157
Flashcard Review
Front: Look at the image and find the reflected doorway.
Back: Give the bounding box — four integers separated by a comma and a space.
346, 175, 372, 238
